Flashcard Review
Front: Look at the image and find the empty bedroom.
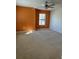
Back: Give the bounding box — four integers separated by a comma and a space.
16, 0, 62, 59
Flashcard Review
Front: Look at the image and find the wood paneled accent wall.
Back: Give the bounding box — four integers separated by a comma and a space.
16, 6, 36, 31
16, 6, 50, 31
35, 9, 50, 29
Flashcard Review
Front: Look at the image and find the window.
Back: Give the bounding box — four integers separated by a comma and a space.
39, 14, 46, 25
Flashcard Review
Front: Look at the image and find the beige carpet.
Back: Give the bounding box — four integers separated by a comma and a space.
16, 30, 62, 59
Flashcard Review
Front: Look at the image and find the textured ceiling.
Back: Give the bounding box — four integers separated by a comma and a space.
16, 0, 61, 10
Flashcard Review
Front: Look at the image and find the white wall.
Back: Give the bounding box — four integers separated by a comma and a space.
50, 3, 62, 33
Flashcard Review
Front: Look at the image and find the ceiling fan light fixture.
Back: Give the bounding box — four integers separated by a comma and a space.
44, 0, 55, 9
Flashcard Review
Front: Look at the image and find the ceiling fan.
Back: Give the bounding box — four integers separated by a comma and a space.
44, 0, 55, 9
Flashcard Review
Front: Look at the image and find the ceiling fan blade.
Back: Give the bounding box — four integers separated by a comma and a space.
49, 6, 54, 8
48, 3, 55, 6
47, 5, 54, 8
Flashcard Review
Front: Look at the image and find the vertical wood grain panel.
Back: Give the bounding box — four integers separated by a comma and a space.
16, 6, 36, 31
